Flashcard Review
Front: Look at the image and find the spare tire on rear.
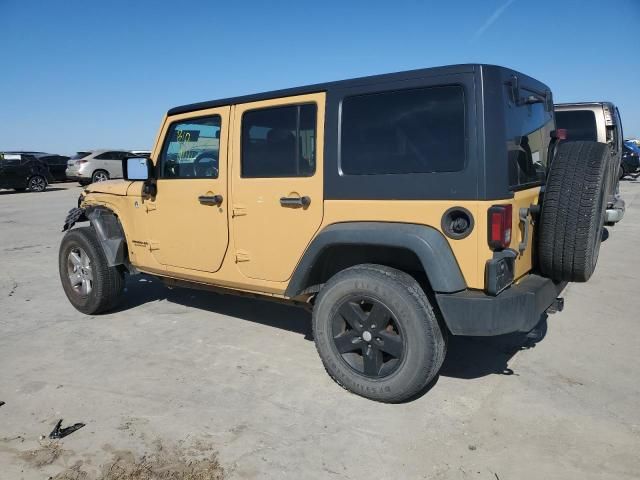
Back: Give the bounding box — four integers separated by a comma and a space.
538, 141, 608, 282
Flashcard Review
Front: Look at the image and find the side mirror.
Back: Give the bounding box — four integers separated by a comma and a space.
123, 156, 153, 181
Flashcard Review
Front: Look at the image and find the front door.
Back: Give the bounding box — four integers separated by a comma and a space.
148, 107, 230, 272
231, 93, 325, 282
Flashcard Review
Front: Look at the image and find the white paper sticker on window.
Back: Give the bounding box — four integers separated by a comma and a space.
532, 151, 541, 166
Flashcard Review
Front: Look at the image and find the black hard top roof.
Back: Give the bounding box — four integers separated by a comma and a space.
167, 64, 489, 116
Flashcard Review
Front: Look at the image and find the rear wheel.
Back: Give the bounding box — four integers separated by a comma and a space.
312, 264, 446, 403
538, 141, 608, 282
59, 227, 125, 314
28, 175, 47, 192
92, 170, 109, 183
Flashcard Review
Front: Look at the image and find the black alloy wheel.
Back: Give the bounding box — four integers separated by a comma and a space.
28, 175, 47, 192
331, 296, 405, 378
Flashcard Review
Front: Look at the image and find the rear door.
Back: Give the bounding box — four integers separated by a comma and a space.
230, 93, 325, 282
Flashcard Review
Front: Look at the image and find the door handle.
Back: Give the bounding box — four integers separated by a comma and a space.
280, 195, 311, 208
518, 207, 530, 254
199, 194, 223, 206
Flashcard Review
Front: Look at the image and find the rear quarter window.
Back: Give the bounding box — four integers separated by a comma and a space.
340, 85, 466, 175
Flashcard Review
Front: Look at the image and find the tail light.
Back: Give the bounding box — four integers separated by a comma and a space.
76, 160, 88, 164
488, 205, 512, 251
556, 128, 568, 140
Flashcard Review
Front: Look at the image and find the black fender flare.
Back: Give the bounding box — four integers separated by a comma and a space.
63, 206, 127, 267
285, 222, 467, 298
85, 207, 127, 267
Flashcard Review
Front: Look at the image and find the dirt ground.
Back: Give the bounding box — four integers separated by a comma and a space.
1, 180, 639, 479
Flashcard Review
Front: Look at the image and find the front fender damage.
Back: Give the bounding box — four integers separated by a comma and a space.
62, 207, 87, 232
62, 206, 128, 268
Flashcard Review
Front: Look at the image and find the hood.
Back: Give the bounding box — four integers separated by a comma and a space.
84, 179, 133, 196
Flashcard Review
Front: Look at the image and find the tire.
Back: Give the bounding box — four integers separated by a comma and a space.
27, 175, 47, 192
312, 264, 446, 403
59, 226, 125, 314
619, 165, 625, 180
92, 170, 109, 183
538, 141, 608, 282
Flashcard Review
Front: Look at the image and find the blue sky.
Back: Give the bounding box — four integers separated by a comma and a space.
1, 0, 639, 154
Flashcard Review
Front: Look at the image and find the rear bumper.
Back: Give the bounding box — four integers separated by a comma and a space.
605, 196, 625, 224
436, 274, 566, 336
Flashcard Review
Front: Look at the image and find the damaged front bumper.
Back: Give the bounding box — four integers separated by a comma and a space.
62, 207, 87, 232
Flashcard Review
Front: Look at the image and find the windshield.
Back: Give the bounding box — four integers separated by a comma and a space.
71, 151, 91, 160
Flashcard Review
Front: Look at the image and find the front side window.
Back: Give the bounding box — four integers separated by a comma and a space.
160, 116, 221, 179
340, 86, 466, 175
241, 103, 316, 178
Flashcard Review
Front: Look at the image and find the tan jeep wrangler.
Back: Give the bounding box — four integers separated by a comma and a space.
59, 64, 610, 402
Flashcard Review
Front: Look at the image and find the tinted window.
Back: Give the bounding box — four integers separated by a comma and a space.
555, 110, 597, 142
160, 116, 221, 179
95, 151, 118, 160
506, 88, 553, 188
241, 104, 316, 178
71, 152, 91, 160
43, 155, 69, 165
340, 86, 466, 175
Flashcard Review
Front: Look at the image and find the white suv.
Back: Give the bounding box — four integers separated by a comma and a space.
65, 149, 132, 185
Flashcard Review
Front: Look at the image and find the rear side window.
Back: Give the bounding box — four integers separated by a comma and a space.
71, 152, 91, 160
95, 152, 117, 160
340, 86, 466, 175
555, 110, 597, 142
241, 103, 316, 178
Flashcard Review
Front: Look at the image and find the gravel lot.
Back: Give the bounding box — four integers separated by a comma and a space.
1, 180, 639, 479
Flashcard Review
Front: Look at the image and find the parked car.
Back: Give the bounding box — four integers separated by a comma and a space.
554, 102, 625, 224
0, 152, 54, 192
37, 153, 70, 181
621, 141, 640, 178
65, 149, 132, 185
60, 64, 610, 402
4, 151, 70, 181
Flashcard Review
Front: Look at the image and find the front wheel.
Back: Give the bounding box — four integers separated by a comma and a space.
28, 175, 47, 192
59, 227, 125, 314
312, 264, 446, 403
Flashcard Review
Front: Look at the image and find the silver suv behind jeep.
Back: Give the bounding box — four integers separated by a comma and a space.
65, 149, 132, 185
554, 102, 625, 224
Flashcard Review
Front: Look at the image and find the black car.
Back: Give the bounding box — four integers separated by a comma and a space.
621, 143, 640, 178
35, 153, 70, 181
0, 152, 54, 192
4, 151, 70, 182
